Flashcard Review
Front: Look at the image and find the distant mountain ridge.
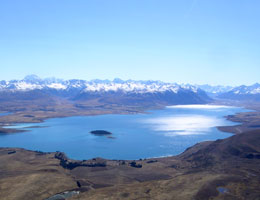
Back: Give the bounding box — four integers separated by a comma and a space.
1, 75, 259, 104
217, 83, 260, 101
197, 84, 234, 95
0, 75, 199, 94
0, 75, 212, 106
196, 83, 260, 102
1, 75, 259, 94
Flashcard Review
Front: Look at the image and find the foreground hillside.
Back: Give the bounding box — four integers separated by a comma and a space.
0, 130, 259, 200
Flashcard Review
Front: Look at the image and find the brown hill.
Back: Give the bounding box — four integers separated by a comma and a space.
0, 130, 259, 200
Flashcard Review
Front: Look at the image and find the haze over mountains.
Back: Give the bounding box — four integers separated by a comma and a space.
217, 83, 260, 101
199, 83, 260, 101
0, 75, 259, 106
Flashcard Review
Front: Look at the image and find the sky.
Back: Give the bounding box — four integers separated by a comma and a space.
0, 0, 259, 86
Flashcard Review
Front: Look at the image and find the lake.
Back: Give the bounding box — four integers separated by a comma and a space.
0, 105, 248, 160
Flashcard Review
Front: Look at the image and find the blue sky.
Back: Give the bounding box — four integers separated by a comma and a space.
0, 0, 259, 85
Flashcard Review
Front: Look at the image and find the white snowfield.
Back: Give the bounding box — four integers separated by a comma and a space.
197, 84, 234, 94
230, 84, 260, 95
251, 88, 260, 94
83, 82, 183, 93
47, 83, 67, 90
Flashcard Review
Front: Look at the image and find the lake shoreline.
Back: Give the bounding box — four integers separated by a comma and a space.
0, 103, 259, 199
0, 102, 250, 135
0, 103, 253, 160
0, 104, 162, 134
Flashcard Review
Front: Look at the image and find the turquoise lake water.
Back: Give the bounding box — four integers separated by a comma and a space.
0, 105, 249, 160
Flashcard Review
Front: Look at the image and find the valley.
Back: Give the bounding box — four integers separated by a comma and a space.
0, 76, 211, 134
1, 0, 260, 199
0, 77, 260, 199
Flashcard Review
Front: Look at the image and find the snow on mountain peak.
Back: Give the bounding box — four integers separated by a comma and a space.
47, 83, 67, 90
228, 84, 260, 95
14, 81, 43, 91
82, 82, 181, 93
23, 74, 42, 83
251, 88, 260, 94
7, 76, 260, 95
0, 77, 197, 94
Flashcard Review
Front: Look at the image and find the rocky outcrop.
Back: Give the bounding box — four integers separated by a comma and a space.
54, 152, 106, 170
129, 161, 142, 168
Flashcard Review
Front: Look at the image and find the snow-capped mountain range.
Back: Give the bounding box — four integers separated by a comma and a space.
0, 75, 199, 94
227, 83, 260, 95
198, 83, 260, 96
217, 83, 260, 101
197, 84, 234, 95
0, 75, 214, 106
0, 75, 259, 103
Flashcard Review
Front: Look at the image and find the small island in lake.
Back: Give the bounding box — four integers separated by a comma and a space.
90, 130, 112, 136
